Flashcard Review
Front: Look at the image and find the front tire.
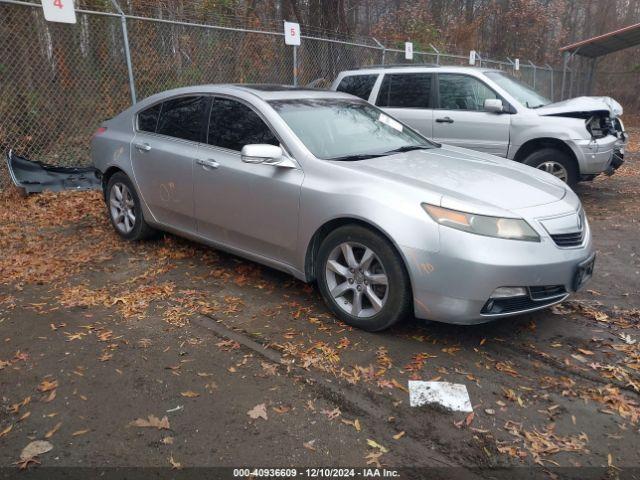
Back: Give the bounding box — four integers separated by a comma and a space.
522, 148, 578, 187
316, 225, 412, 332
106, 172, 156, 241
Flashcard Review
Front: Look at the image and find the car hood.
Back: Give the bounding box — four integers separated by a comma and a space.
339, 145, 567, 215
536, 96, 623, 117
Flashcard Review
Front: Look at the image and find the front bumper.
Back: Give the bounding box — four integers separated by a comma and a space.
570, 135, 617, 175
401, 218, 594, 325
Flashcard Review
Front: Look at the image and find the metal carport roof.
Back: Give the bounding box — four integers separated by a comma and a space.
560, 22, 640, 58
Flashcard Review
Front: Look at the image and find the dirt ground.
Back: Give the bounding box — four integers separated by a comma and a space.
0, 139, 639, 477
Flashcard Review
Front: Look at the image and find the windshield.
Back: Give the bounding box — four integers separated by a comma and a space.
269, 98, 433, 160
485, 71, 551, 109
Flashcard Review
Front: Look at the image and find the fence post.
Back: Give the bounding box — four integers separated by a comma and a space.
372, 37, 385, 65
430, 44, 440, 65
560, 51, 570, 100
528, 61, 537, 88
110, 0, 136, 104
292, 45, 298, 86
545, 64, 554, 101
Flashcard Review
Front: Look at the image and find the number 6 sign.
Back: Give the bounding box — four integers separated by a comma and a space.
284, 21, 301, 46
41, 0, 76, 24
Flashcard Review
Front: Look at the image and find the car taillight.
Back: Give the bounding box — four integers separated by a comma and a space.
92, 127, 107, 139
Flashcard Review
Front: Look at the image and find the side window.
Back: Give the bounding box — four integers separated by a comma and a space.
336, 75, 378, 100
376, 73, 432, 108
137, 103, 161, 133
156, 96, 206, 142
207, 97, 279, 152
438, 74, 499, 111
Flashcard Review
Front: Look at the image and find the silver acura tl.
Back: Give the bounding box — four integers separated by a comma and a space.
91, 85, 595, 331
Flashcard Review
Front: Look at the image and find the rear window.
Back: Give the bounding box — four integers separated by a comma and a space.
377, 73, 433, 108
137, 103, 161, 133
156, 96, 206, 142
336, 75, 377, 100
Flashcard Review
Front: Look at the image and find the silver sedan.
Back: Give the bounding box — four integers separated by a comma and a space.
91, 85, 595, 331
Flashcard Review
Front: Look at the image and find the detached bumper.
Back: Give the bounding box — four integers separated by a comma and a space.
401, 222, 594, 325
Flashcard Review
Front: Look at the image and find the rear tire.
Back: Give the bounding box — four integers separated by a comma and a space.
316, 225, 412, 332
105, 172, 156, 241
522, 148, 578, 187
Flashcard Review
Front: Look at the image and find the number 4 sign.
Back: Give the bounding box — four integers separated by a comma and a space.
41, 0, 76, 24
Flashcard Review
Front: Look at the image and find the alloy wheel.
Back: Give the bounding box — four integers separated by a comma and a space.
109, 182, 136, 234
324, 242, 389, 318
537, 161, 568, 182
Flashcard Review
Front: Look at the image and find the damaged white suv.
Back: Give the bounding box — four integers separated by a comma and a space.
331, 66, 627, 186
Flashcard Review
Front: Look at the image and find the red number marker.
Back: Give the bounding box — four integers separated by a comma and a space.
53, 0, 63, 8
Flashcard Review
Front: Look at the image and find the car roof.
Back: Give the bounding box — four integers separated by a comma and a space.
138, 84, 354, 105
339, 65, 499, 76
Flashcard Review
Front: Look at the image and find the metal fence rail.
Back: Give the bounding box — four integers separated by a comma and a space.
0, 0, 590, 191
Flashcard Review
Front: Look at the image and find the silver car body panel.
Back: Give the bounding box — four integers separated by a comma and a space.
92, 85, 594, 325
331, 66, 626, 176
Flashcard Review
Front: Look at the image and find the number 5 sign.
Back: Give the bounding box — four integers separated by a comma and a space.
41, 0, 76, 24
284, 21, 301, 46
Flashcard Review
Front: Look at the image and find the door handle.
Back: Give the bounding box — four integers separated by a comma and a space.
134, 142, 151, 152
196, 158, 220, 169
435, 117, 454, 124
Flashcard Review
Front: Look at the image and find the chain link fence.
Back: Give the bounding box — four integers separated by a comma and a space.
0, 0, 590, 191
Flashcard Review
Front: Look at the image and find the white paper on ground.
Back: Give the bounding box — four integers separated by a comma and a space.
408, 380, 473, 412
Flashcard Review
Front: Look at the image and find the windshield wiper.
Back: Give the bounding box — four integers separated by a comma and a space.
330, 153, 387, 162
383, 144, 432, 154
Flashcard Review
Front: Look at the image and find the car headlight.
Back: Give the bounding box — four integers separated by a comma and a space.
422, 204, 540, 242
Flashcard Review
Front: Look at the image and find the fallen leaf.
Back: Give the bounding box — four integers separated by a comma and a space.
71, 429, 90, 437
341, 418, 361, 431
273, 405, 291, 414
18, 411, 30, 422
162, 436, 174, 445
393, 431, 405, 440
391, 378, 409, 393
365, 451, 383, 468
20, 440, 53, 461
0, 425, 13, 438
261, 362, 278, 376
44, 422, 62, 439
169, 454, 182, 469
130, 415, 170, 430
247, 403, 268, 421
180, 391, 200, 398
42, 390, 56, 403
303, 439, 316, 451
37, 379, 58, 393
465, 412, 475, 427
321, 407, 341, 420
366, 438, 389, 453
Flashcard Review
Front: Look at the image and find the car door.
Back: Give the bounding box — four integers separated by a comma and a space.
375, 72, 434, 138
193, 96, 304, 265
432, 73, 510, 156
131, 95, 207, 233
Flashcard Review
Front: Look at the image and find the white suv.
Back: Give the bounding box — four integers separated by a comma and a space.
331, 65, 627, 186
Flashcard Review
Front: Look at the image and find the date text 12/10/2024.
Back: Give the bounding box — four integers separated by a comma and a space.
232, 468, 400, 478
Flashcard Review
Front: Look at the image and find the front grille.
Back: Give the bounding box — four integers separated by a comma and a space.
551, 231, 584, 247
481, 285, 568, 315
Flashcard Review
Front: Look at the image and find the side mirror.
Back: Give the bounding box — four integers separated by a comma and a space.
484, 98, 504, 113
240, 144, 296, 168
241, 144, 282, 164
